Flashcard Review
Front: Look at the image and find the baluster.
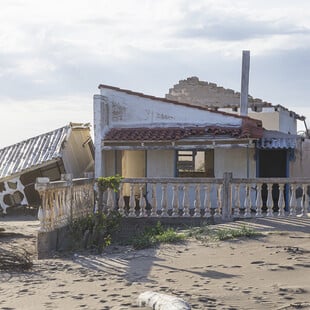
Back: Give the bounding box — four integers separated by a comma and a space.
37, 191, 46, 231
59, 189, 64, 225
37, 206, 44, 231
49, 191, 55, 230
255, 183, 262, 217
301, 184, 309, 218
129, 183, 136, 217
244, 184, 251, 218
160, 184, 168, 216
194, 184, 201, 217
53, 191, 59, 228
182, 185, 190, 217
214, 184, 221, 217
64, 188, 69, 224
266, 183, 274, 217
59, 190, 64, 225
139, 184, 146, 217
277, 183, 285, 217
118, 183, 125, 215
289, 184, 297, 217
47, 191, 53, 231
203, 184, 211, 217
55, 190, 61, 226
107, 187, 115, 214
233, 184, 240, 218
66, 186, 72, 219
172, 185, 179, 217
150, 184, 158, 217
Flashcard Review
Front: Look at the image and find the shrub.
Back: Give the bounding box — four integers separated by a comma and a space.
69, 210, 122, 252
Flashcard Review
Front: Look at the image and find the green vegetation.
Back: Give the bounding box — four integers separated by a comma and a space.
69, 175, 124, 253
187, 224, 262, 242
69, 210, 122, 252
213, 225, 261, 240
130, 222, 186, 250
97, 174, 123, 192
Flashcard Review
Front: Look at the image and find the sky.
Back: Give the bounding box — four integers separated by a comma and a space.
1, 0, 310, 147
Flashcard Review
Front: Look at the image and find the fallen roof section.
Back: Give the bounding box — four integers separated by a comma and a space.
0, 123, 91, 180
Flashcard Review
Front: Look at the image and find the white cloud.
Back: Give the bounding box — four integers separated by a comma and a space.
1, 0, 310, 146
0, 95, 93, 148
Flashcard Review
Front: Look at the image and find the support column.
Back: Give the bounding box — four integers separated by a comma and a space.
93, 94, 107, 178
222, 172, 233, 220
240, 50, 250, 116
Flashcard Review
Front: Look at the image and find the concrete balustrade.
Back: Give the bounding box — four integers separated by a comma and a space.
35, 175, 95, 232
36, 174, 310, 233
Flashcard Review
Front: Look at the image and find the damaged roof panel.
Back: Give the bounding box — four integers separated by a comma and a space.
257, 130, 301, 149
0, 123, 90, 179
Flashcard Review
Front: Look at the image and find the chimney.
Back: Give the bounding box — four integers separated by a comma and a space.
240, 50, 250, 116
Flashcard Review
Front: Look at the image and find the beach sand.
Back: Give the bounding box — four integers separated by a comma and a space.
0, 215, 309, 310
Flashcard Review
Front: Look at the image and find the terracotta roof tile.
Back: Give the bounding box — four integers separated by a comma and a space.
104, 122, 264, 142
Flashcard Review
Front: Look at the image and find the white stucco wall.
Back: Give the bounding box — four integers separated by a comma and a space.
214, 147, 256, 178
291, 139, 310, 177
248, 111, 280, 131
248, 110, 297, 134
104, 150, 116, 176
122, 150, 146, 178
146, 150, 175, 177
100, 88, 243, 129
278, 110, 297, 134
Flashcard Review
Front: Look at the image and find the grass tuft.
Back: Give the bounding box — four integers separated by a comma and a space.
187, 224, 262, 242
130, 222, 186, 250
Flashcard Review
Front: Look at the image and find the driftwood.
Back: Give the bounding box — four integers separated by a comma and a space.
0, 245, 33, 271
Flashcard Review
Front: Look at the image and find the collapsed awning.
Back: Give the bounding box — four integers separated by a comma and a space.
257, 130, 301, 149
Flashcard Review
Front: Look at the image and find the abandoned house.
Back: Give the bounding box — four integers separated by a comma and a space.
0, 122, 94, 214
93, 82, 309, 209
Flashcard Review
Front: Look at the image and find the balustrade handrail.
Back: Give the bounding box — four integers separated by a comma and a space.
122, 176, 310, 185
121, 177, 223, 184
35, 177, 94, 191
35, 177, 95, 232
233, 177, 310, 184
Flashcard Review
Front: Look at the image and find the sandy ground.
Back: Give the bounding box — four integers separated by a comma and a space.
0, 215, 310, 310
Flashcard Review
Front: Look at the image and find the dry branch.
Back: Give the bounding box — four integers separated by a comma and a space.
0, 245, 33, 271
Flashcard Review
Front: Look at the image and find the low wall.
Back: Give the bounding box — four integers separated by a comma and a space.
37, 216, 218, 259
37, 226, 73, 259
111, 216, 215, 242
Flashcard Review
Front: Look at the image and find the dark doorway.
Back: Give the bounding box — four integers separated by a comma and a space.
258, 149, 288, 211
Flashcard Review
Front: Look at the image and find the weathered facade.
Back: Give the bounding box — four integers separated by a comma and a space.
93, 83, 309, 210
166, 76, 304, 134
94, 85, 264, 181
0, 123, 94, 213
166, 77, 308, 179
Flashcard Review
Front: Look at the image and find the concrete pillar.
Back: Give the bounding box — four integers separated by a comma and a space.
222, 172, 233, 220
93, 95, 106, 178
240, 50, 250, 116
